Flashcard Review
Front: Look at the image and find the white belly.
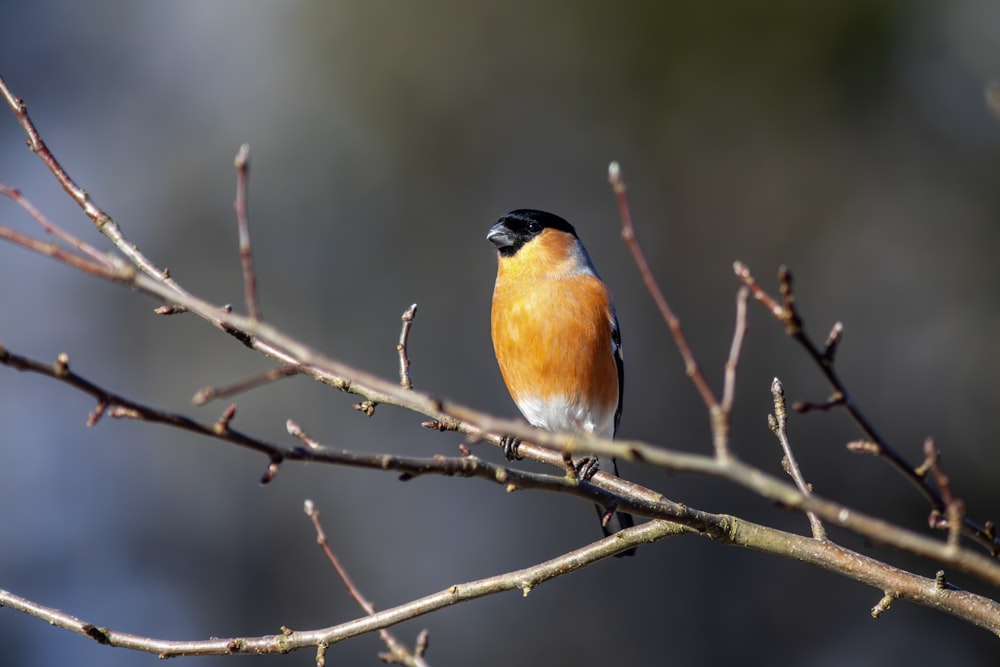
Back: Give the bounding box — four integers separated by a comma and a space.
516, 394, 615, 439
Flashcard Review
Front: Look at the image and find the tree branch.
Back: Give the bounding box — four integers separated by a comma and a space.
304, 500, 429, 667
3, 337, 1000, 637
232, 143, 261, 320
397, 303, 418, 390
608, 161, 720, 421
4, 512, 1000, 659
734, 261, 999, 555
0, 521, 688, 658
769, 377, 826, 540
3, 72, 1000, 656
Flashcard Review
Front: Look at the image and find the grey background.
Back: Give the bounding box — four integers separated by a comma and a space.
2, 2, 1000, 665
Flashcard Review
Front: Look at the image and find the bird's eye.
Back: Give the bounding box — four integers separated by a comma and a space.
527, 221, 541, 234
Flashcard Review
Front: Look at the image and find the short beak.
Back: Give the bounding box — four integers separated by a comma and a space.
487, 222, 515, 249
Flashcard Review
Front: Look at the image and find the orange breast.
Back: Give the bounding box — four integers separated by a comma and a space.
491, 267, 619, 434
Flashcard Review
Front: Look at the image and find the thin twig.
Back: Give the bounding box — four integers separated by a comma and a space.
0, 343, 650, 518
10, 171, 990, 585
4, 237, 1000, 588
0, 223, 123, 281
233, 144, 261, 320
720, 287, 749, 417
919, 439, 966, 549
214, 404, 238, 432
0, 184, 111, 266
608, 161, 718, 412
192, 365, 302, 405
397, 303, 418, 389
0, 73, 636, 479
3, 82, 1000, 639
609, 161, 745, 461
769, 377, 825, 540
0, 73, 191, 310
8, 331, 1000, 594
0, 520, 686, 659
304, 500, 429, 667
2, 260, 1000, 633
4, 511, 1000, 657
822, 321, 844, 363
710, 286, 751, 461
734, 261, 999, 556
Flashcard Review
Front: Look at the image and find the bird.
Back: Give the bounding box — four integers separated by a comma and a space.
487, 208, 636, 557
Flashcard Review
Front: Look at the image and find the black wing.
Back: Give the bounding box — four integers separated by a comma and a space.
611, 313, 624, 437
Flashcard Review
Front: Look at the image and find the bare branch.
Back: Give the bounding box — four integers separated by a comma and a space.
0, 73, 191, 309
5, 511, 1000, 655
5, 225, 1000, 590
920, 439, 967, 549
9, 178, 1000, 587
5, 328, 1000, 634
733, 260, 784, 319
822, 321, 844, 363
8, 330, 1000, 602
769, 377, 825, 540
735, 261, 999, 555
608, 161, 719, 413
720, 287, 749, 417
305, 500, 430, 667
0, 222, 122, 281
192, 365, 303, 405
3, 77, 1000, 647
0, 343, 652, 524
397, 303, 418, 389
233, 143, 261, 320
0, 184, 111, 266
609, 161, 751, 463
0, 521, 687, 658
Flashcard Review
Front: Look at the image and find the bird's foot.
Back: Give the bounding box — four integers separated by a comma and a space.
571, 455, 600, 481
500, 435, 523, 461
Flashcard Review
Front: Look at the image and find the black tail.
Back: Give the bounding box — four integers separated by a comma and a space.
596, 456, 637, 558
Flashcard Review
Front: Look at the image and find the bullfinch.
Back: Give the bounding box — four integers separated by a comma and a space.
488, 208, 636, 556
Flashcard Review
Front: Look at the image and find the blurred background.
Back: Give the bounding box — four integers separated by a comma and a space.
2, 1, 1000, 665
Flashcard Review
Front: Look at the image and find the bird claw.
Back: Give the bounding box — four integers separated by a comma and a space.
574, 456, 600, 481
500, 435, 523, 461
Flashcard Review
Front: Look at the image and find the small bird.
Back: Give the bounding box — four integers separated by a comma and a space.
488, 208, 636, 556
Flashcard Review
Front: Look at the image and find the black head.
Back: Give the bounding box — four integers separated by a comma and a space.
486, 209, 578, 257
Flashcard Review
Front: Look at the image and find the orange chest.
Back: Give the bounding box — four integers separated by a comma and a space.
491, 276, 618, 402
